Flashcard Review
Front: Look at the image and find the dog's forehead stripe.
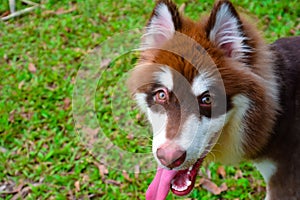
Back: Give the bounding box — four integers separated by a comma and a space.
153, 66, 174, 91
192, 72, 214, 96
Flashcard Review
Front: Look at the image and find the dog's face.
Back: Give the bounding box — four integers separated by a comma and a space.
127, 0, 278, 197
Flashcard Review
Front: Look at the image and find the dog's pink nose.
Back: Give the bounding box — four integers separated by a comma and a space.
156, 146, 186, 169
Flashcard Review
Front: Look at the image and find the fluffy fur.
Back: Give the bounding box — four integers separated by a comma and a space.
127, 0, 300, 199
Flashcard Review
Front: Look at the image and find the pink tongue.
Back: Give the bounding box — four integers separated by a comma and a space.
146, 167, 177, 200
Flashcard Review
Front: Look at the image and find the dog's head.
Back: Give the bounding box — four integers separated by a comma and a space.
127, 0, 278, 198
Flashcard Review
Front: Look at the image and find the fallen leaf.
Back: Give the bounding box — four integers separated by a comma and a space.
1, 10, 10, 17
105, 179, 121, 186
74, 180, 80, 192
219, 182, 228, 192
28, 63, 36, 73
217, 165, 226, 178
234, 170, 243, 179
122, 170, 132, 182
99, 14, 108, 22
18, 81, 25, 89
42, 5, 77, 16
100, 58, 111, 68
9, 110, 16, 123
206, 168, 211, 179
200, 178, 221, 195
94, 162, 108, 179
11, 185, 31, 200
134, 165, 140, 179
68, 190, 75, 199
63, 98, 71, 110
55, 5, 77, 15
126, 133, 134, 140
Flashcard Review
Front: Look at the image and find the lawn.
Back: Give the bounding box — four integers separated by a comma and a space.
0, 0, 299, 199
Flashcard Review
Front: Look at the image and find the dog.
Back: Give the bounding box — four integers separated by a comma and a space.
127, 0, 300, 199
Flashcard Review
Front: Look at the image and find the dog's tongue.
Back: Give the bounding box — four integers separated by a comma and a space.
146, 167, 177, 200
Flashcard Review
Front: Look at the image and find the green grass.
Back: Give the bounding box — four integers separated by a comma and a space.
0, 0, 299, 199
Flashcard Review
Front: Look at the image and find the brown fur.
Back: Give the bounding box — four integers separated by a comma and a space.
129, 0, 279, 159
127, 0, 300, 199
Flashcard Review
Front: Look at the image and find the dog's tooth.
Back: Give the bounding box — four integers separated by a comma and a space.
172, 184, 188, 192
171, 184, 176, 190
189, 166, 193, 171
186, 180, 192, 187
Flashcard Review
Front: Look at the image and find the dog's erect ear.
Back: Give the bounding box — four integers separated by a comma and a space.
141, 0, 181, 48
206, 0, 251, 61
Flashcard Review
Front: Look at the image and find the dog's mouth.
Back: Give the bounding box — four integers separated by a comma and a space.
146, 156, 205, 200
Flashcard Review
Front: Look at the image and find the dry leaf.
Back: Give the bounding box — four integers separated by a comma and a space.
219, 182, 228, 192
200, 178, 221, 195
94, 162, 108, 179
18, 81, 25, 89
217, 166, 226, 178
9, 110, 16, 123
206, 168, 211, 179
74, 180, 80, 192
42, 5, 77, 16
234, 170, 243, 179
122, 170, 132, 182
55, 5, 77, 15
134, 165, 140, 179
63, 98, 71, 110
126, 133, 134, 140
100, 58, 111, 68
1, 11, 10, 17
105, 179, 121, 186
28, 63, 36, 73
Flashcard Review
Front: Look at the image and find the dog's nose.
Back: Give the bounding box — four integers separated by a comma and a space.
156, 146, 186, 169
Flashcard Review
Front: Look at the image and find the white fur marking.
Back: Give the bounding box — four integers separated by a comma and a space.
134, 93, 148, 113
191, 73, 215, 96
153, 67, 174, 91
175, 113, 226, 169
254, 160, 277, 184
254, 160, 277, 200
147, 108, 168, 164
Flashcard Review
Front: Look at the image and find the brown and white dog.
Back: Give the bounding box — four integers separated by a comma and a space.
127, 0, 300, 199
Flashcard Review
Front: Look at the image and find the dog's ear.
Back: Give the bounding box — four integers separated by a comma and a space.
141, 0, 181, 48
206, 0, 251, 61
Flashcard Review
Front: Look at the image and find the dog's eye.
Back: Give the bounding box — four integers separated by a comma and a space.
199, 94, 212, 105
154, 88, 168, 103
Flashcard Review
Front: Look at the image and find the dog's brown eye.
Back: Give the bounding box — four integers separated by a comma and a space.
200, 94, 212, 105
154, 88, 168, 103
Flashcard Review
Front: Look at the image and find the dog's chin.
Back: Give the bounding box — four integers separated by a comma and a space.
170, 156, 205, 196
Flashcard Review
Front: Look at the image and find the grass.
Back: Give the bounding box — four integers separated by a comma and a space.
0, 0, 299, 199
